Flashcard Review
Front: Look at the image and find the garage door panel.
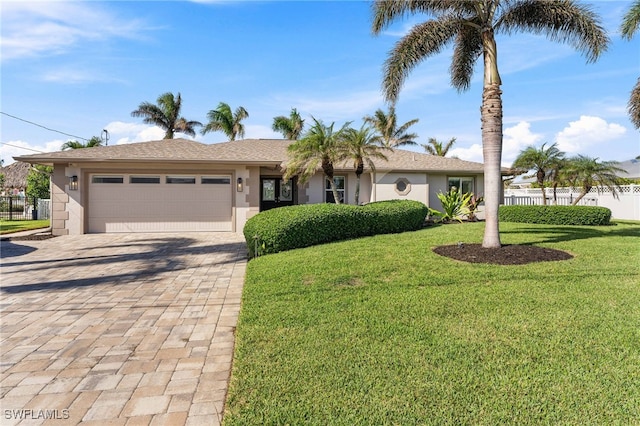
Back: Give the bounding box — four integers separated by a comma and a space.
88, 174, 232, 233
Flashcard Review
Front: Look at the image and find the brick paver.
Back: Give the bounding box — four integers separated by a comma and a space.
1, 233, 247, 425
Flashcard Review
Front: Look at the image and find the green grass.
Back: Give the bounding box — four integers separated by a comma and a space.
224, 221, 640, 425
0, 219, 50, 234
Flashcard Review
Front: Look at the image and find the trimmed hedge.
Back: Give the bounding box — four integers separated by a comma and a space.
244, 200, 428, 257
498, 205, 611, 226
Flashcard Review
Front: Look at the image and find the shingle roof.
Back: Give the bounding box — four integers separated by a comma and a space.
0, 161, 30, 188
14, 138, 486, 173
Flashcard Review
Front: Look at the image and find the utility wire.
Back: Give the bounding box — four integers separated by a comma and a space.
1, 111, 89, 141
0, 142, 46, 153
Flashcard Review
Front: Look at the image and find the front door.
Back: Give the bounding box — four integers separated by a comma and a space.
261, 178, 295, 211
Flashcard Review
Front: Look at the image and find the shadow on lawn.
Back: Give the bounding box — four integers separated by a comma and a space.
500, 224, 640, 245
1, 236, 247, 294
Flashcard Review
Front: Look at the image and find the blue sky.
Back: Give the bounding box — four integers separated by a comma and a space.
1, 0, 638, 167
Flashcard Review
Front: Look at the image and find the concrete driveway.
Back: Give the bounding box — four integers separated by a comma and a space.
0, 232, 247, 425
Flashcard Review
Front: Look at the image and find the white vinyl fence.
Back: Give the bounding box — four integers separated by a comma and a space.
38, 199, 51, 220
503, 185, 640, 221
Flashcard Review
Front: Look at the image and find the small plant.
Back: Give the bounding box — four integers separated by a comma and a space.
430, 188, 471, 223
467, 193, 484, 221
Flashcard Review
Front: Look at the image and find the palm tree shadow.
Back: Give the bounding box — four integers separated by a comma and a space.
0, 240, 37, 258
1, 236, 247, 294
500, 224, 640, 245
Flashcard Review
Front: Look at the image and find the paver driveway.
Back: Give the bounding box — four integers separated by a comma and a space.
0, 232, 247, 425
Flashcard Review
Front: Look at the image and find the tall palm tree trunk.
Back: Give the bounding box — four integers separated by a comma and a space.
481, 30, 503, 249
322, 158, 341, 204
354, 161, 364, 205
572, 183, 592, 206
537, 170, 547, 206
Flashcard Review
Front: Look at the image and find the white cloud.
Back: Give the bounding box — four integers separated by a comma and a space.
447, 121, 543, 166
273, 90, 384, 123
244, 125, 281, 140
1, 139, 64, 166
41, 68, 127, 85
0, 2, 148, 61
502, 121, 543, 165
556, 115, 627, 154
449, 143, 483, 163
104, 122, 167, 145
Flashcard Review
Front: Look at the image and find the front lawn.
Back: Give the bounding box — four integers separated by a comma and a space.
0, 219, 50, 235
225, 221, 640, 425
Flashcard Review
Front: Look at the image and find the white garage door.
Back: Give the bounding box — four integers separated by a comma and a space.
88, 174, 233, 233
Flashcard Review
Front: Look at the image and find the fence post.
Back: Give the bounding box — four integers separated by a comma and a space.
32, 196, 38, 220
9, 197, 12, 221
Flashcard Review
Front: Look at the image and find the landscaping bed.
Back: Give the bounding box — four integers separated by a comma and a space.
433, 243, 573, 264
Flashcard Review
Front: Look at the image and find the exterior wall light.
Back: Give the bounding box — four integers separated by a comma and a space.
69, 175, 79, 191
237, 177, 243, 192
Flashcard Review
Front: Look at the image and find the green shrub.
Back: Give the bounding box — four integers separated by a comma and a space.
244, 200, 428, 257
499, 205, 611, 226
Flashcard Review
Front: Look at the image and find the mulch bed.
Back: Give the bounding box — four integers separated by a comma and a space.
5, 233, 57, 241
433, 243, 573, 265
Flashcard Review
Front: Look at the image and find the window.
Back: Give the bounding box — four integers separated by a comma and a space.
201, 176, 231, 185
325, 176, 345, 203
130, 176, 160, 184
166, 176, 196, 184
92, 176, 123, 184
394, 177, 411, 196
448, 177, 474, 194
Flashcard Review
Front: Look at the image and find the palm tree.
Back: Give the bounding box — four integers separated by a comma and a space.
283, 117, 351, 204
548, 157, 569, 205
202, 102, 249, 141
61, 136, 103, 150
512, 142, 565, 205
340, 125, 389, 204
621, 0, 640, 129
272, 108, 305, 140
363, 106, 419, 148
422, 137, 456, 156
564, 155, 625, 205
131, 92, 201, 139
372, 0, 608, 248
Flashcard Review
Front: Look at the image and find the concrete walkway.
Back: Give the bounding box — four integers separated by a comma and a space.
0, 233, 247, 425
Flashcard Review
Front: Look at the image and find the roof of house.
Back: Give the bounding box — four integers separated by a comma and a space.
14, 138, 486, 173
0, 161, 30, 188
618, 158, 640, 179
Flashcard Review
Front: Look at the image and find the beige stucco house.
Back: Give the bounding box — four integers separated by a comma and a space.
15, 138, 486, 236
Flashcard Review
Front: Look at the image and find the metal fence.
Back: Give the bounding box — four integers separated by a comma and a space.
0, 196, 50, 220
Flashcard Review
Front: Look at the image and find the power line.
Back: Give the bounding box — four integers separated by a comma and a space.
0, 142, 46, 153
1, 111, 89, 141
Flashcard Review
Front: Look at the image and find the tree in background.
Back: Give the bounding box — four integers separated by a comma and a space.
564, 155, 625, 205
202, 102, 249, 141
372, 0, 608, 248
284, 117, 351, 204
340, 125, 389, 204
621, 0, 640, 129
131, 92, 202, 139
272, 108, 305, 140
363, 106, 419, 148
512, 142, 565, 205
61, 136, 103, 150
26, 165, 52, 199
422, 137, 456, 157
